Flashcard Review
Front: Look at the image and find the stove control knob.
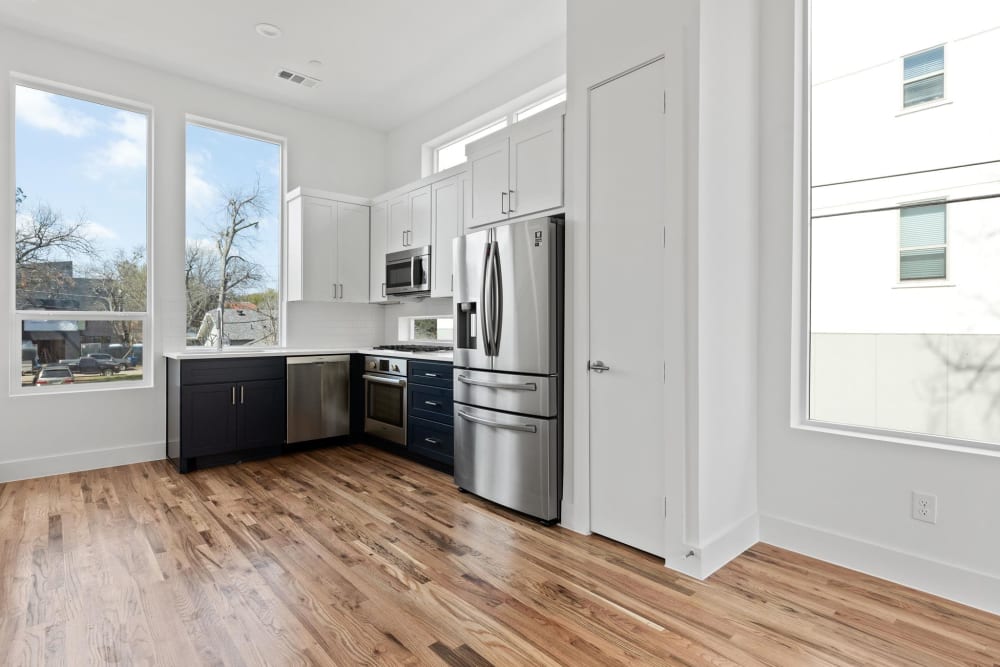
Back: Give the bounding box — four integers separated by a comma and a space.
392, 364, 400, 372
367, 361, 376, 370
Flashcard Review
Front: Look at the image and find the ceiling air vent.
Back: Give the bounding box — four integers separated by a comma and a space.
276, 68, 320, 88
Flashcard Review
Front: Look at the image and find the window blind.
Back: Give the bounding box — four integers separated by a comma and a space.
900, 203, 946, 280
904, 74, 944, 107
904, 46, 944, 80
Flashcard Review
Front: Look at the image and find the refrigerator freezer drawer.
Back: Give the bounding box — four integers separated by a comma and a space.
453, 368, 558, 417
454, 405, 559, 521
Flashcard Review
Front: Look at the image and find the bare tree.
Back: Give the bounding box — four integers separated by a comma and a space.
207, 180, 269, 348
87, 247, 147, 347
185, 241, 220, 334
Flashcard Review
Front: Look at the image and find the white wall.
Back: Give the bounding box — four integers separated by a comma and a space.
565, 0, 759, 579
0, 25, 387, 482
757, 0, 1000, 614
384, 37, 566, 191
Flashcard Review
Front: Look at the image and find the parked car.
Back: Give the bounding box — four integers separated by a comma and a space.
86, 353, 131, 371
33, 365, 75, 386
58, 357, 82, 372
77, 356, 121, 376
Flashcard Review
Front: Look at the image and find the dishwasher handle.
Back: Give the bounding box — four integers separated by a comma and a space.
287, 355, 349, 365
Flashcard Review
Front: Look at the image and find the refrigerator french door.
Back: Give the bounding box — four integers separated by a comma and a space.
453, 216, 563, 522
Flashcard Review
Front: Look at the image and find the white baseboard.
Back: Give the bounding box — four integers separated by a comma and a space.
760, 514, 1000, 616
0, 441, 164, 483
666, 513, 760, 579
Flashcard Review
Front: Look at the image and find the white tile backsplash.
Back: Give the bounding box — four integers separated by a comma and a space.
285, 301, 386, 348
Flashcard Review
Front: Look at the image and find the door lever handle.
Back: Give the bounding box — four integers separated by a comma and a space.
588, 360, 610, 373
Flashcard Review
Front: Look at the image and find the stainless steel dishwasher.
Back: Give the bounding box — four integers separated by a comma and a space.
286, 355, 351, 444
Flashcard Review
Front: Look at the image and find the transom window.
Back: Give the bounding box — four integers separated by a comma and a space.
903, 46, 944, 107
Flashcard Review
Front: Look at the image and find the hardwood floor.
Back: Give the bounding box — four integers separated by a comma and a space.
1, 444, 998, 666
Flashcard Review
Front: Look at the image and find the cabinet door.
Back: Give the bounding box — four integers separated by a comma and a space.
180, 383, 238, 457
302, 197, 339, 301
237, 379, 286, 450
431, 176, 460, 298
408, 185, 432, 248
468, 135, 510, 228
509, 114, 564, 217
369, 202, 389, 303
459, 170, 473, 234
336, 202, 370, 303
386, 194, 410, 253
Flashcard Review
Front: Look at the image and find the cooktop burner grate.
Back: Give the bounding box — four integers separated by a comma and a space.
373, 344, 453, 353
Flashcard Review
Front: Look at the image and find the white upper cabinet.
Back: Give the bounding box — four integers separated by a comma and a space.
369, 202, 389, 303
409, 185, 432, 248
385, 185, 432, 253
468, 134, 511, 228
465, 105, 564, 232
431, 176, 461, 298
386, 194, 409, 253
286, 189, 370, 303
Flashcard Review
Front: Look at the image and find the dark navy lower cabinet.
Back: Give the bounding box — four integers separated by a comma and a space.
407, 359, 454, 468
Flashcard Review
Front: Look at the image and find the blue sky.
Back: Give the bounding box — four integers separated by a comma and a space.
15, 85, 281, 290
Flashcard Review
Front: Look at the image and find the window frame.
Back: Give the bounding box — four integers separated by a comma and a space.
795, 2, 1000, 456
897, 200, 948, 282
901, 44, 946, 110
184, 114, 288, 349
9, 75, 154, 396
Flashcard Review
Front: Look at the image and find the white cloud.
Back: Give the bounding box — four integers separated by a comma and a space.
79, 220, 118, 241
88, 111, 147, 178
15, 87, 98, 137
186, 151, 220, 215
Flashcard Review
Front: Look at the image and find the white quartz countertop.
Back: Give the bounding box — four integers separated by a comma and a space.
164, 347, 454, 362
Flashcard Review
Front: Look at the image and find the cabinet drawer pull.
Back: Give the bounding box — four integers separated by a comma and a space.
501, 191, 508, 215
508, 189, 515, 212
424, 373, 438, 377
424, 438, 440, 445
424, 401, 440, 407
240, 385, 245, 404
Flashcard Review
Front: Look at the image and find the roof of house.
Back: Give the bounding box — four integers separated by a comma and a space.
196, 307, 275, 345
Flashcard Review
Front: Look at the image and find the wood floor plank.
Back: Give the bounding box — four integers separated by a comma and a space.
2, 443, 999, 667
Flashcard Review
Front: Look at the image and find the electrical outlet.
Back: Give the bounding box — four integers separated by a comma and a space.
911, 491, 937, 524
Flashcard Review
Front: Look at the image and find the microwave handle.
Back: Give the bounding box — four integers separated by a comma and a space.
411, 256, 417, 288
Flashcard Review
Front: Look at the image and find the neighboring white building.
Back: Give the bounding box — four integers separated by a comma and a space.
810, 1, 1000, 442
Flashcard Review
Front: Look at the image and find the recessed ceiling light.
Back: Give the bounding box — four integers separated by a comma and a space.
255, 23, 282, 39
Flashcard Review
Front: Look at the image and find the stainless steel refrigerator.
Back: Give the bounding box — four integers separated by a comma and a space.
453, 216, 563, 523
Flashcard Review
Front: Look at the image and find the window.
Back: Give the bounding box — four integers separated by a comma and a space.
515, 91, 567, 122
399, 316, 454, 342
899, 203, 946, 280
185, 121, 282, 348
13, 82, 150, 391
430, 87, 566, 173
903, 46, 944, 107
434, 118, 508, 173
808, 2, 1000, 450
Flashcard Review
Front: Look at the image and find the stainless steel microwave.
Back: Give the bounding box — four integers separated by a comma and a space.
386, 246, 431, 296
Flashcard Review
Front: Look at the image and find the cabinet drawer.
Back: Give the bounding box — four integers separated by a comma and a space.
408, 416, 454, 465
409, 384, 453, 425
180, 357, 285, 385
409, 361, 452, 388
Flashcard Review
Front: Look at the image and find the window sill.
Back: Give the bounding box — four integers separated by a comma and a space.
891, 280, 954, 289
11, 379, 153, 398
792, 419, 1000, 459
896, 98, 952, 117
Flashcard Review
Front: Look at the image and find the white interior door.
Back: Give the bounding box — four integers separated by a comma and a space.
589, 58, 667, 557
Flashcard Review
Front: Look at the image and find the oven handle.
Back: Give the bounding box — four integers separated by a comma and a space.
457, 409, 537, 433
363, 374, 407, 387
456, 374, 537, 392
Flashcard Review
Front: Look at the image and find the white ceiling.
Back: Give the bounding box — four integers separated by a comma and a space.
0, 0, 566, 131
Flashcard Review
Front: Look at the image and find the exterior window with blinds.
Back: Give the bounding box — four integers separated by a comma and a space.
903, 46, 944, 107
899, 203, 946, 280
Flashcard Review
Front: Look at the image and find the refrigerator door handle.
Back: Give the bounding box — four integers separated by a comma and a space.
456, 374, 537, 391
491, 240, 503, 353
457, 409, 538, 433
480, 236, 493, 356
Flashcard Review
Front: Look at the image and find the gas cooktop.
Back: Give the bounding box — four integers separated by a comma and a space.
372, 344, 453, 353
